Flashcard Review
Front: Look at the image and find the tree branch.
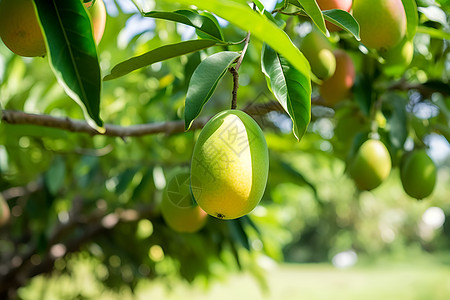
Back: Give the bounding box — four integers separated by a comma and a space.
0, 100, 283, 137
1, 110, 210, 137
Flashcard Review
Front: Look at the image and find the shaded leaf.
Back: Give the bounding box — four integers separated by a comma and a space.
144, 10, 224, 41
45, 156, 66, 195
228, 219, 250, 250
34, 0, 103, 130
184, 51, 241, 130
104, 39, 220, 81
323, 9, 360, 40
261, 44, 311, 141
383, 94, 407, 149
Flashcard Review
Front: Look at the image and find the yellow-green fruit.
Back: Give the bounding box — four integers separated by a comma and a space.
85, 0, 106, 44
319, 50, 355, 106
300, 30, 336, 80
353, 0, 406, 50
0, 0, 46, 57
0, 0, 106, 57
382, 38, 414, 76
0, 194, 10, 227
349, 139, 392, 190
161, 168, 208, 233
400, 150, 437, 199
191, 110, 269, 220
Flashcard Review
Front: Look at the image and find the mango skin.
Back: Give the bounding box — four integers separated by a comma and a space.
316, 0, 353, 31
191, 110, 269, 220
0, 194, 10, 227
300, 30, 336, 80
161, 168, 208, 233
382, 38, 414, 76
348, 139, 392, 191
0, 0, 106, 57
85, 0, 107, 44
353, 0, 406, 50
0, 0, 46, 57
319, 50, 355, 106
400, 150, 437, 199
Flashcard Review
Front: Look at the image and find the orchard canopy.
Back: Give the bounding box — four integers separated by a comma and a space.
0, 0, 449, 299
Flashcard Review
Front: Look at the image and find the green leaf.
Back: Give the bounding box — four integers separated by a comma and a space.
383, 94, 407, 150
228, 219, 250, 250
261, 44, 311, 141
417, 26, 450, 40
168, 0, 311, 84
104, 39, 219, 81
34, 0, 103, 130
323, 9, 360, 40
254, 0, 286, 28
293, 0, 327, 35
198, 12, 226, 41
45, 156, 66, 195
401, 0, 418, 39
184, 51, 241, 130
144, 10, 224, 41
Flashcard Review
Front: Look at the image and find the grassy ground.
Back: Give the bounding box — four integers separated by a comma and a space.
135, 261, 450, 300
20, 256, 450, 300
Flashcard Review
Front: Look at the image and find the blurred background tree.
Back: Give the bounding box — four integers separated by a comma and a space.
0, 0, 449, 299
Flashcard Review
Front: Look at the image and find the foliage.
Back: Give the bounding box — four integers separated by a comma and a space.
0, 0, 449, 298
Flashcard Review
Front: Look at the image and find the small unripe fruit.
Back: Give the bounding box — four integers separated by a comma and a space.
381, 38, 414, 76
316, 0, 353, 32
0, 194, 10, 227
319, 50, 355, 106
161, 168, 207, 233
0, 0, 46, 57
353, 0, 407, 50
191, 110, 269, 220
400, 150, 437, 199
0, 0, 106, 57
348, 139, 392, 191
300, 30, 336, 80
85, 0, 107, 44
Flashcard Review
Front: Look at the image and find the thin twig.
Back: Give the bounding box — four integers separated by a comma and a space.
235, 32, 250, 71
229, 32, 251, 110
230, 67, 239, 110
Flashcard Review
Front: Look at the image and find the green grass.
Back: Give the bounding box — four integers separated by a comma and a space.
20, 257, 450, 300
133, 262, 450, 300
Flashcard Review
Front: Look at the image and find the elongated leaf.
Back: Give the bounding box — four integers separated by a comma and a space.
262, 44, 311, 140
293, 0, 327, 35
228, 219, 250, 250
145, 10, 224, 41
104, 39, 219, 81
184, 51, 240, 130
167, 0, 311, 85
254, 0, 286, 28
34, 0, 103, 130
323, 9, 360, 40
384, 94, 407, 149
417, 26, 450, 40
402, 0, 418, 39
45, 156, 66, 195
